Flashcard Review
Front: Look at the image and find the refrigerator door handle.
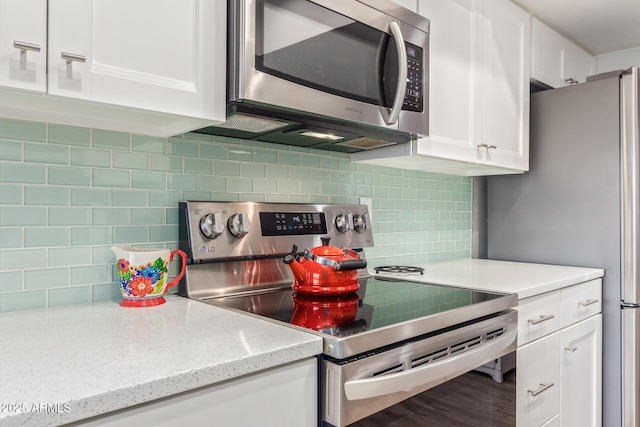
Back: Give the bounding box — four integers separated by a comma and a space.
621, 69, 640, 305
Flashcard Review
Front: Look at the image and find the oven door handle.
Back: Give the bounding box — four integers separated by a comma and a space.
343, 327, 516, 401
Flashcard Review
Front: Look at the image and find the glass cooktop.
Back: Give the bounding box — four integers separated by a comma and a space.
208, 277, 512, 338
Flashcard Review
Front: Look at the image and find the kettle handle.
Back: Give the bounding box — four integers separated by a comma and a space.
165, 250, 187, 292
335, 259, 367, 271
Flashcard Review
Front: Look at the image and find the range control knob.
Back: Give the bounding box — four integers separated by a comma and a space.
199, 213, 224, 239
335, 214, 350, 233
353, 214, 367, 233
227, 213, 251, 238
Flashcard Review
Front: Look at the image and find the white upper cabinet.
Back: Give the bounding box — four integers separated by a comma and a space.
0, 0, 47, 93
357, 0, 530, 176
0, 0, 226, 137
415, 0, 477, 161
476, 0, 530, 172
531, 18, 596, 88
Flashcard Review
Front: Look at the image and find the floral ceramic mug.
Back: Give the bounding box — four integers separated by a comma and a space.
111, 245, 187, 307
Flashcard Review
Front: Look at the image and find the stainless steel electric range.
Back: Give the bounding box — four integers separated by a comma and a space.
178, 201, 517, 427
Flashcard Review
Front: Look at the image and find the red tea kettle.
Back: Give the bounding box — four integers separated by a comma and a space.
283, 237, 367, 296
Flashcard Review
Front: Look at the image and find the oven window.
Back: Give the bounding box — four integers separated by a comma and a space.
255, 0, 414, 108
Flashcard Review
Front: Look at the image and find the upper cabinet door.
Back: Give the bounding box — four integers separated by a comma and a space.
0, 0, 47, 93
562, 44, 596, 86
479, 0, 530, 172
48, 0, 92, 100
531, 17, 565, 88
417, 0, 479, 162
531, 18, 595, 88
48, 0, 225, 121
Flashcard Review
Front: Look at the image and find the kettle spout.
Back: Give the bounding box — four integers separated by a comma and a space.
283, 245, 306, 284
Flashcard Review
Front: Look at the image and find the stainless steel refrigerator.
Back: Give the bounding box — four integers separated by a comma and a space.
487, 68, 640, 426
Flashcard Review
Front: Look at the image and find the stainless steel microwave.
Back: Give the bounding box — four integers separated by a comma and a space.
194, 0, 430, 153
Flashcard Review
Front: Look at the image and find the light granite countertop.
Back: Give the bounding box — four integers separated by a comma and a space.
0, 295, 322, 427
374, 258, 605, 299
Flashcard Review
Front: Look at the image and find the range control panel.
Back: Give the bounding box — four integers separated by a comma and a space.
179, 201, 374, 262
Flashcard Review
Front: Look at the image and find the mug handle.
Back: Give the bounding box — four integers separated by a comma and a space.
165, 249, 187, 292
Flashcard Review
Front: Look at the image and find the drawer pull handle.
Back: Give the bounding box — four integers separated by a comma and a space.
528, 382, 554, 397
528, 314, 555, 325
578, 298, 599, 307
14, 40, 41, 53
565, 345, 578, 352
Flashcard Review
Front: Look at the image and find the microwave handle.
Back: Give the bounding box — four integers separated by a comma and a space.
380, 21, 408, 125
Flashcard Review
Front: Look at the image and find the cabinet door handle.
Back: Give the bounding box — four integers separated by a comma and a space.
565, 345, 578, 352
61, 52, 86, 63
578, 298, 599, 307
477, 143, 497, 150
528, 382, 554, 397
14, 40, 41, 53
565, 78, 578, 85
486, 145, 497, 149
528, 314, 555, 325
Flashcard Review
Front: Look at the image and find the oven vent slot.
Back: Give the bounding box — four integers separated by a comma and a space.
485, 328, 506, 340
411, 347, 448, 368
373, 364, 404, 377
450, 335, 482, 355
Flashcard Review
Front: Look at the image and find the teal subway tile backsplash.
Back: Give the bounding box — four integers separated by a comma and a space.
48, 286, 90, 307
49, 124, 91, 146
0, 118, 45, 142
24, 143, 69, 164
0, 117, 473, 313
48, 166, 91, 186
0, 140, 22, 161
0, 163, 46, 184
93, 129, 130, 150
71, 147, 111, 167
26, 186, 69, 206
0, 184, 22, 205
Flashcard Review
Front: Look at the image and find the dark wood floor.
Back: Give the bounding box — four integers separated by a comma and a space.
350, 369, 516, 427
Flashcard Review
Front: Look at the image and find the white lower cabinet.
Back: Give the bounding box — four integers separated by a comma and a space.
517, 331, 561, 426
74, 358, 318, 427
561, 315, 602, 427
542, 414, 561, 427
516, 279, 602, 426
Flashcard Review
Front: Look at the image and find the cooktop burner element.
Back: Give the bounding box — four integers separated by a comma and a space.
374, 265, 425, 275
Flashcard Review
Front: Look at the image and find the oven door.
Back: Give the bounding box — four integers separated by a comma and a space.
229, 0, 429, 136
321, 310, 517, 427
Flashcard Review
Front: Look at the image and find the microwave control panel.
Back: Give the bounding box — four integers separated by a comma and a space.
403, 43, 424, 112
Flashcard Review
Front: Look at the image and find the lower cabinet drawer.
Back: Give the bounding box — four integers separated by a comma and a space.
517, 291, 562, 346
517, 332, 561, 427
561, 279, 602, 328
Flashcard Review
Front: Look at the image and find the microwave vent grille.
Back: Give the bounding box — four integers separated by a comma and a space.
214, 114, 289, 134
337, 137, 396, 150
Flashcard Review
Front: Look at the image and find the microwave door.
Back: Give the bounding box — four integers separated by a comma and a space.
248, 0, 404, 126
